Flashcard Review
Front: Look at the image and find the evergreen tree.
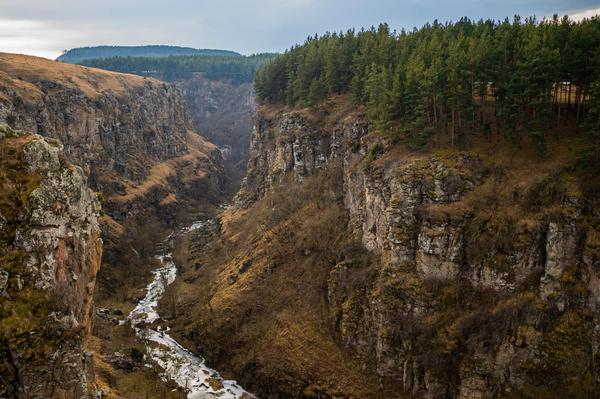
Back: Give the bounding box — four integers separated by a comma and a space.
308, 78, 328, 106
252, 15, 600, 151
365, 63, 390, 130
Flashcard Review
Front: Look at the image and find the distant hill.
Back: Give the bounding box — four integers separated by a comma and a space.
57, 45, 241, 63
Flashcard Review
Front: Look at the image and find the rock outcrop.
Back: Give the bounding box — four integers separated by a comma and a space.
0, 125, 102, 398
0, 53, 225, 233
229, 101, 600, 397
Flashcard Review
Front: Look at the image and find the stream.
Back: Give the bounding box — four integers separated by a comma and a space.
126, 220, 252, 399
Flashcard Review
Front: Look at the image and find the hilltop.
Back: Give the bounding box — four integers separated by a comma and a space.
57, 45, 241, 63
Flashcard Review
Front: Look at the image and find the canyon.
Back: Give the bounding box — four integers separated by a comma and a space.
1, 35, 600, 399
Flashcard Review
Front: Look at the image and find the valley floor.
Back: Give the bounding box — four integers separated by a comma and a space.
93, 218, 256, 398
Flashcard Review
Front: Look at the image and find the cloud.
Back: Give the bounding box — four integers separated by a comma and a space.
0, 0, 599, 58
568, 7, 600, 21
0, 19, 81, 59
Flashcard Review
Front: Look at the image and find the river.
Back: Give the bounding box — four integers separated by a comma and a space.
126, 220, 253, 399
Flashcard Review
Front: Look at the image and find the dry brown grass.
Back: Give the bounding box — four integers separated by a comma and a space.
101, 215, 126, 240
161, 169, 398, 398
109, 131, 215, 204
0, 133, 41, 243
0, 52, 148, 102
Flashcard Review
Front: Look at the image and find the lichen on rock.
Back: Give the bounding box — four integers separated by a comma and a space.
0, 126, 102, 398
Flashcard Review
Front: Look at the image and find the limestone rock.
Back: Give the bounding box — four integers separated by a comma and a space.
22, 137, 63, 173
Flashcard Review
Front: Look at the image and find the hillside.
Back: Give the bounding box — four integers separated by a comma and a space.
163, 95, 600, 398
159, 16, 600, 399
58, 45, 241, 63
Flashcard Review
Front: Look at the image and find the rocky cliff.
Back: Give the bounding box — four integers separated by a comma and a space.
169, 98, 600, 398
0, 53, 228, 397
0, 53, 225, 236
0, 125, 102, 398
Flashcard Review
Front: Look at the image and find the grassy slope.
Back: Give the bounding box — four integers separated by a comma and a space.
0, 52, 147, 101
161, 170, 398, 398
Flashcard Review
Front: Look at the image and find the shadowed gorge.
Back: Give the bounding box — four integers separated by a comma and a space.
72, 52, 277, 192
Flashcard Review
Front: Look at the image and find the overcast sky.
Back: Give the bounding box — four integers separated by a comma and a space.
1, 0, 599, 59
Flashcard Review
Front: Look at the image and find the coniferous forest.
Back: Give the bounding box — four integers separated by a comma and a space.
254, 16, 600, 159
81, 53, 277, 84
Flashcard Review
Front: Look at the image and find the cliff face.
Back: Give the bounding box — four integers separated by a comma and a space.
0, 53, 225, 233
0, 125, 102, 398
176, 76, 255, 190
0, 54, 226, 396
219, 100, 600, 397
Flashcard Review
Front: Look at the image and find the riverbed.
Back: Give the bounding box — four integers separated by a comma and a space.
127, 220, 252, 399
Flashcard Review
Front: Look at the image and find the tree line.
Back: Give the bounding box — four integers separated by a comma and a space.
81, 53, 277, 85
254, 16, 600, 156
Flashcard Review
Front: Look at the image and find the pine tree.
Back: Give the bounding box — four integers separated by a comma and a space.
252, 15, 600, 153
308, 78, 328, 105
404, 53, 432, 147
581, 46, 600, 169
365, 63, 390, 131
